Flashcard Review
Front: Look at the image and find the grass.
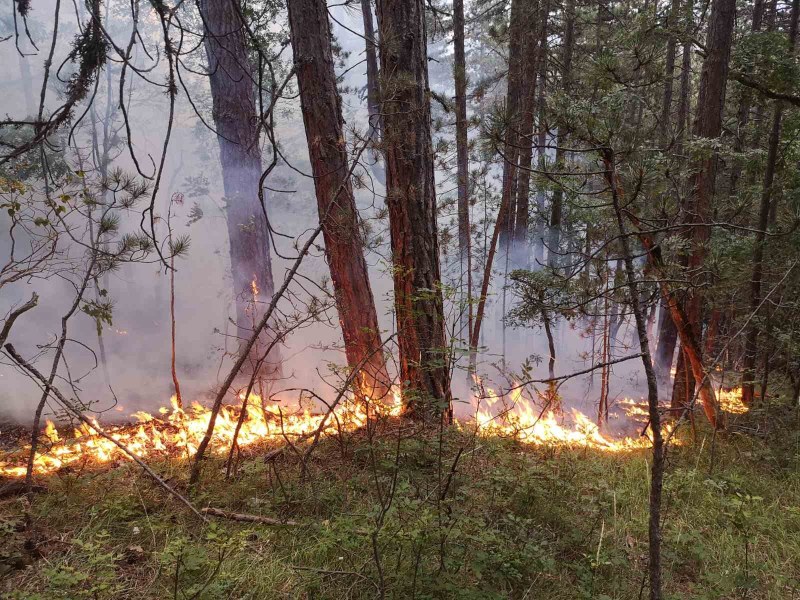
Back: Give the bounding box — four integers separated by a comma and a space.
1, 408, 800, 599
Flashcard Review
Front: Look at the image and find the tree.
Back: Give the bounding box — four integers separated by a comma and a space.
287, 0, 390, 400
375, 0, 452, 418
670, 0, 736, 414
199, 0, 280, 377
453, 0, 473, 343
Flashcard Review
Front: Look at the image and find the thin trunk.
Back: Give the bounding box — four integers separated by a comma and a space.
361, 0, 382, 144
289, 0, 390, 400
513, 0, 546, 253
742, 0, 798, 403
604, 150, 664, 600
659, 0, 681, 144
453, 0, 473, 342
547, 0, 575, 268
376, 0, 452, 417
200, 0, 280, 378
497, 0, 528, 250
533, 86, 547, 265
603, 155, 718, 428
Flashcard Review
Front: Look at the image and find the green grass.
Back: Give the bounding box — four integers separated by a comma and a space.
2, 411, 800, 599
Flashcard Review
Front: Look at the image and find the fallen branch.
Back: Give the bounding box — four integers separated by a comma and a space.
4, 343, 208, 523
201, 507, 298, 526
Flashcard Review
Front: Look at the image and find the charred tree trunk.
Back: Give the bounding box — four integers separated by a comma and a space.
200, 0, 280, 377
376, 0, 452, 418
288, 0, 391, 400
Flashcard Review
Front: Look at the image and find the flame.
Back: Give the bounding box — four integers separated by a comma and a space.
0, 393, 400, 478
717, 386, 748, 414
250, 276, 259, 299
470, 383, 663, 453
0, 383, 751, 478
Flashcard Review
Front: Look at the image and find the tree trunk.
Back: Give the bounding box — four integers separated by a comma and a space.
497, 0, 529, 250
453, 0, 473, 343
376, 0, 452, 418
741, 0, 799, 403
602, 156, 718, 428
547, 0, 575, 269
659, 0, 681, 144
200, 0, 280, 377
671, 0, 735, 410
604, 149, 665, 600
513, 0, 546, 256
361, 0, 382, 145
288, 0, 391, 400
655, 297, 678, 380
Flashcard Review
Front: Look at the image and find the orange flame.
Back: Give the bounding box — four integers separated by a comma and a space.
0, 384, 749, 478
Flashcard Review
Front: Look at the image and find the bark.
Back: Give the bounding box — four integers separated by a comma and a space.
741, 0, 799, 403
604, 151, 665, 600
659, 0, 681, 144
655, 297, 678, 379
200, 0, 280, 376
497, 0, 529, 249
513, 0, 546, 252
361, 0, 382, 145
602, 155, 718, 428
683, 0, 736, 339
547, 0, 575, 268
288, 0, 391, 400
376, 0, 452, 417
453, 0, 473, 341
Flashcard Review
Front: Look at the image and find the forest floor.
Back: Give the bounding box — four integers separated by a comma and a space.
1, 405, 799, 600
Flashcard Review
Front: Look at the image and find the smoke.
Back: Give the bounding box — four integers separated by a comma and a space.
0, 0, 652, 427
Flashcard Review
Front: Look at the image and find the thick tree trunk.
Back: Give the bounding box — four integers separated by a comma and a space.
655, 297, 678, 379
667, 0, 735, 410
200, 0, 280, 377
376, 0, 452, 417
288, 0, 390, 401
683, 0, 736, 341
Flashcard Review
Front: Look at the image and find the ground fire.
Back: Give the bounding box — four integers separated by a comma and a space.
0, 385, 747, 477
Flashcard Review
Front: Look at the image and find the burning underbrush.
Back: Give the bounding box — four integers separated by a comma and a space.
0, 384, 748, 478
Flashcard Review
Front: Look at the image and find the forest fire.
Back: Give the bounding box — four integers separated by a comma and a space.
0, 384, 695, 478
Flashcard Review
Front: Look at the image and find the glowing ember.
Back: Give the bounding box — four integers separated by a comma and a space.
251, 276, 259, 299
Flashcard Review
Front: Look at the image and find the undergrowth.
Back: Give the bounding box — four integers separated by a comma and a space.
1, 407, 800, 599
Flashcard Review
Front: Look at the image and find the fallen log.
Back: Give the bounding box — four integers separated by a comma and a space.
200, 507, 298, 526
